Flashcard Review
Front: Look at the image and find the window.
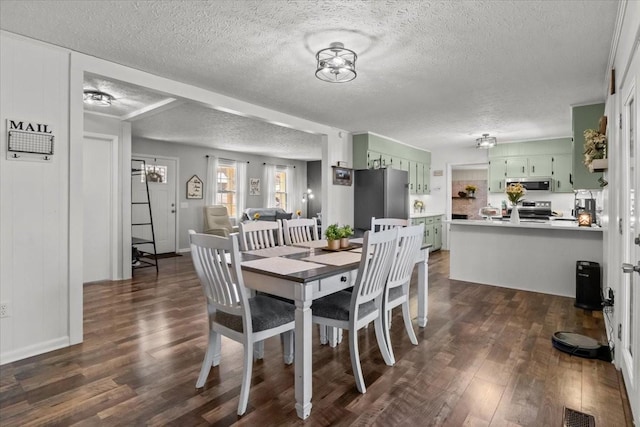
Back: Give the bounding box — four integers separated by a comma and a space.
141, 164, 167, 183
275, 167, 287, 210
216, 159, 237, 216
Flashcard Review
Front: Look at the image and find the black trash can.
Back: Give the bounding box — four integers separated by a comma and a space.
575, 261, 602, 310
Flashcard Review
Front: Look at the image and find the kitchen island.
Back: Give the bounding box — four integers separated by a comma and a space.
449, 219, 603, 297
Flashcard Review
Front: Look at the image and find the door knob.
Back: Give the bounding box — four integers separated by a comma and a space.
622, 263, 640, 274
171, 210, 176, 213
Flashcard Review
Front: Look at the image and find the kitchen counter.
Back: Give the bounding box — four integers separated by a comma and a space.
449, 219, 603, 232
449, 219, 603, 297
410, 212, 444, 219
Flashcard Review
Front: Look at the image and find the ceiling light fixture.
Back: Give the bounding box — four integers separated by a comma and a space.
476, 133, 497, 149
83, 90, 114, 106
315, 42, 357, 83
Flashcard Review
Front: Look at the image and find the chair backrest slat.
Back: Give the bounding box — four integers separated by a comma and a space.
239, 220, 284, 251
283, 218, 319, 245
189, 230, 249, 321
387, 224, 424, 292
351, 228, 398, 316
371, 217, 409, 233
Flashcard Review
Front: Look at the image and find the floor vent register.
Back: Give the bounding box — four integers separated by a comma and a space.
563, 407, 596, 427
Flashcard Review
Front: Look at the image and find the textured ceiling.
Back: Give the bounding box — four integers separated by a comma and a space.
1, 1, 618, 153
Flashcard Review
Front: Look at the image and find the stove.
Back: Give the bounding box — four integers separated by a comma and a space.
505, 200, 552, 220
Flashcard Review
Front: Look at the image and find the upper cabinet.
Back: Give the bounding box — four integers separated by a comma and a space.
353, 133, 432, 194
572, 104, 604, 190
487, 138, 573, 193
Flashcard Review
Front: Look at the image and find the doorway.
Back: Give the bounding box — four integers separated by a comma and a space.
131, 154, 178, 254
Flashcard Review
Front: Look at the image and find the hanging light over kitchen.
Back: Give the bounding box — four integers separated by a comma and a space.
476, 133, 497, 149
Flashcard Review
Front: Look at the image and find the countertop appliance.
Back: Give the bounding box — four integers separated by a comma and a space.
574, 191, 597, 224
505, 177, 554, 191
354, 168, 408, 234
505, 200, 552, 220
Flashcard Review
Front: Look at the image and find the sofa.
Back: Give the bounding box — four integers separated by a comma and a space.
242, 208, 292, 222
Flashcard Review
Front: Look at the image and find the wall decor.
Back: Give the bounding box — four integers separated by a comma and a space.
249, 178, 261, 196
6, 119, 54, 162
186, 175, 203, 199
332, 166, 353, 186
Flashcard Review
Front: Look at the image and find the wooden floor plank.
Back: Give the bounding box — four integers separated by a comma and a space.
0, 251, 632, 426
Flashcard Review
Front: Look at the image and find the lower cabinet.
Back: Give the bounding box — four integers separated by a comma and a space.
411, 215, 442, 251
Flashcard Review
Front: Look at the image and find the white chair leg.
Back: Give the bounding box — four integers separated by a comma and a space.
337, 328, 343, 344
402, 301, 418, 345
349, 328, 366, 393
319, 325, 328, 345
375, 314, 394, 366
329, 327, 338, 348
238, 340, 253, 416
213, 332, 222, 366
382, 307, 395, 365
196, 329, 219, 388
254, 340, 265, 360
282, 331, 294, 365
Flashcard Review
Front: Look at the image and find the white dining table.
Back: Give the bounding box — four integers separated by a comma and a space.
240, 243, 430, 419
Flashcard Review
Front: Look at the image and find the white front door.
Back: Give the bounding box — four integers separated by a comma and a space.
83, 133, 118, 282
131, 155, 177, 254
620, 50, 640, 424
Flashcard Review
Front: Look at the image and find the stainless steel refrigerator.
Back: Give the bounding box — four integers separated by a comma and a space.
354, 168, 409, 234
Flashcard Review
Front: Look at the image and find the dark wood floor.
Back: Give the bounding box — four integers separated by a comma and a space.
0, 251, 632, 426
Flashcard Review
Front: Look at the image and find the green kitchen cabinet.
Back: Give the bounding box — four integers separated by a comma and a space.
505, 157, 528, 178
353, 133, 431, 189
489, 158, 507, 193
572, 104, 604, 190
552, 154, 573, 193
488, 138, 573, 193
412, 215, 442, 251
528, 155, 553, 177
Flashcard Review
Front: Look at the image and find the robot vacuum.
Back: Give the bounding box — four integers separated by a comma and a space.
552, 331, 610, 361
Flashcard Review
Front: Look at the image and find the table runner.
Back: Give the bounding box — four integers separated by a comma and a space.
245, 246, 310, 257
241, 257, 324, 275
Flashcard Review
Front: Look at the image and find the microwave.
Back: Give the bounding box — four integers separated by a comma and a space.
505, 177, 554, 191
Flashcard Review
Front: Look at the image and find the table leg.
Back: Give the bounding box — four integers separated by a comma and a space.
294, 297, 312, 419
417, 248, 429, 327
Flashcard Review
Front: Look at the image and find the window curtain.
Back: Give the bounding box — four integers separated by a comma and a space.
236, 161, 247, 221
263, 163, 276, 208
288, 166, 303, 216
205, 156, 218, 206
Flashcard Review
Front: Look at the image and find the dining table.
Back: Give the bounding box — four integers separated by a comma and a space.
239, 238, 431, 420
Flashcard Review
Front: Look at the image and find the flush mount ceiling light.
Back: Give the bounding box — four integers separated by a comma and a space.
315, 42, 357, 83
83, 90, 114, 106
476, 133, 497, 149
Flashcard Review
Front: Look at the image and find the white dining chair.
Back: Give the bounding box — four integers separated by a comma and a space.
238, 220, 284, 251
311, 228, 398, 393
382, 223, 424, 365
188, 230, 295, 416
282, 218, 319, 245
371, 217, 409, 232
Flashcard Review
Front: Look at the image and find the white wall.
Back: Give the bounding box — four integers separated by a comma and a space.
0, 33, 71, 364
132, 138, 309, 251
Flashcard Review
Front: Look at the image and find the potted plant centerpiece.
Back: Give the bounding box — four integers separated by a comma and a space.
339, 224, 354, 248
465, 185, 477, 197
505, 182, 526, 224
324, 223, 341, 250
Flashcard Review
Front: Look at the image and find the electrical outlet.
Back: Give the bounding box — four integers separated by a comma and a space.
0, 302, 9, 318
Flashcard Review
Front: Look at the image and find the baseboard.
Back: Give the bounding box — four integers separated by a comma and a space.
177, 247, 191, 253
0, 336, 70, 365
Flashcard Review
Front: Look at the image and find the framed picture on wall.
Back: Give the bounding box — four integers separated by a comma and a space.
186, 175, 203, 199
249, 178, 261, 196
332, 166, 353, 186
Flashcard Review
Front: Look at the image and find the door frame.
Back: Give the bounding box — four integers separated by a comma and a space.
617, 58, 640, 423
84, 132, 119, 281
131, 153, 180, 254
